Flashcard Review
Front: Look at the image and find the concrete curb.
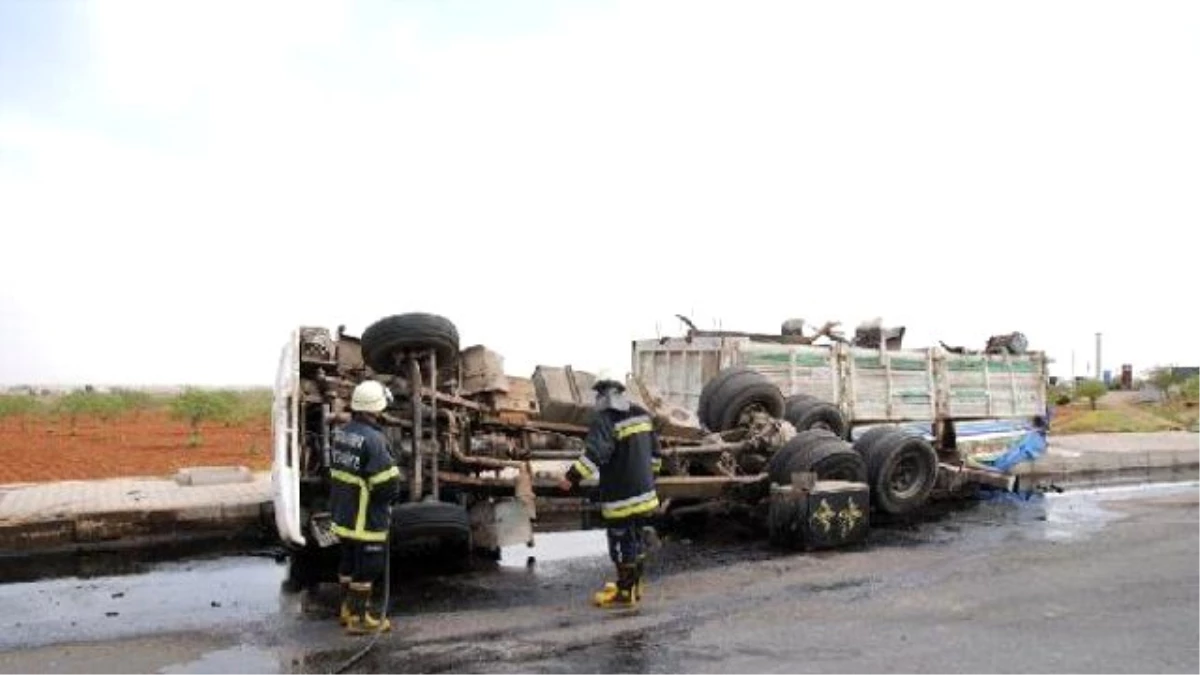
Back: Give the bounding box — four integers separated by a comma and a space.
1015, 462, 1200, 492
0, 501, 275, 553
0, 471, 274, 556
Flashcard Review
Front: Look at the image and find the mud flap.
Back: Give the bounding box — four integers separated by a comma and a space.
767, 480, 870, 551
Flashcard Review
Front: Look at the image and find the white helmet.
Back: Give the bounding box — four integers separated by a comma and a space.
351, 380, 392, 413
592, 368, 625, 394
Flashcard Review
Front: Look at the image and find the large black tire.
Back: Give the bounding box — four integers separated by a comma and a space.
697, 366, 755, 428
862, 431, 939, 516
767, 429, 838, 485
769, 431, 866, 485
361, 313, 460, 375
851, 424, 897, 458
704, 369, 785, 432
391, 501, 472, 543
783, 395, 848, 438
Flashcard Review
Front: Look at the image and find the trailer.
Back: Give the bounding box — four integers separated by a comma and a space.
629, 321, 1049, 525
271, 312, 1045, 588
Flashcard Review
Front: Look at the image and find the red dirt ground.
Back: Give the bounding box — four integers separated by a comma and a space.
0, 411, 271, 484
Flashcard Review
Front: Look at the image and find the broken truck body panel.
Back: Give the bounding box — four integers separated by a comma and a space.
632, 335, 1048, 427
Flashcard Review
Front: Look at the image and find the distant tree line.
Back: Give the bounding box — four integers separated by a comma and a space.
0, 387, 273, 446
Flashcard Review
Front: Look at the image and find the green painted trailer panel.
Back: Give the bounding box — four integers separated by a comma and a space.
632, 336, 1047, 425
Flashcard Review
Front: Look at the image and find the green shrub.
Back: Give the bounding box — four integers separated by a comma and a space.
169, 388, 237, 447
53, 390, 113, 435
1048, 384, 1073, 406
0, 394, 44, 429
1076, 379, 1109, 411
226, 389, 273, 426
1183, 376, 1199, 405
110, 388, 157, 418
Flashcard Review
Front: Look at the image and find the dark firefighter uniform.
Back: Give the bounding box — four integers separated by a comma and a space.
564, 403, 663, 607
329, 417, 400, 632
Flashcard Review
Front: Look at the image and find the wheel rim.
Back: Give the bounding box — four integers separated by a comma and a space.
736, 402, 769, 426
888, 453, 926, 499
811, 420, 833, 432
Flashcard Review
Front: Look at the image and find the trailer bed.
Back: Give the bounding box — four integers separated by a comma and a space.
632, 335, 1048, 426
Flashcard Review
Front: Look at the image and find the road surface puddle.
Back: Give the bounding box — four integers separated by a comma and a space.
0, 555, 286, 652
981, 479, 1199, 543
159, 645, 279, 674
498, 529, 607, 569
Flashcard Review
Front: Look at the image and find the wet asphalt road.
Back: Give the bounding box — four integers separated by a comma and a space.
0, 482, 1197, 674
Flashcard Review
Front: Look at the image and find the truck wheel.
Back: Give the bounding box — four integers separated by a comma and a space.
697, 366, 755, 428
361, 313, 460, 375
769, 431, 866, 485
785, 438, 867, 483
767, 429, 838, 485
863, 431, 938, 515
783, 395, 848, 438
851, 424, 896, 458
704, 370, 784, 432
391, 501, 472, 542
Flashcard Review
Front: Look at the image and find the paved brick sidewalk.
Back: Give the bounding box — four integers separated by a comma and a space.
0, 470, 272, 554
0, 472, 271, 524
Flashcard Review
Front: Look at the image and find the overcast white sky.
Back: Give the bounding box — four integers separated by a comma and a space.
1, 0, 1197, 387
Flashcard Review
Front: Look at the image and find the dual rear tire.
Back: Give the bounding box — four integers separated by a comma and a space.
852, 427, 939, 516
697, 367, 849, 436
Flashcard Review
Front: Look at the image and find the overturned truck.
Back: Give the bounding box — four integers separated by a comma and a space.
271, 313, 1048, 587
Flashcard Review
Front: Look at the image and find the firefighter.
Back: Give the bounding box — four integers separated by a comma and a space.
329, 379, 401, 635
559, 370, 663, 608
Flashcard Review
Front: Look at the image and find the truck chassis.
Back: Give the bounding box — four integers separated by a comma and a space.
272, 313, 1038, 588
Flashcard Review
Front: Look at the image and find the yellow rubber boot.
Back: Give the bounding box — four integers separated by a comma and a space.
593, 566, 639, 609
347, 611, 392, 635
344, 583, 393, 635
593, 585, 637, 609
592, 582, 619, 606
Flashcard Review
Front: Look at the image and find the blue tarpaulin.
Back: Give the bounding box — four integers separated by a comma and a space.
971, 430, 1049, 473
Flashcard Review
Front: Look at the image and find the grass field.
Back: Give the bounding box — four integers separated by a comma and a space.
1051, 391, 1199, 435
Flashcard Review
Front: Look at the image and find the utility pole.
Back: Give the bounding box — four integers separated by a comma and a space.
1095, 332, 1103, 381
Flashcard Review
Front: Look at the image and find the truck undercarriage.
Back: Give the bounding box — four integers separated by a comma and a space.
272, 313, 1043, 588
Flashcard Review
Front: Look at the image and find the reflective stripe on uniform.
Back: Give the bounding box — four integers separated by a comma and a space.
601, 489, 660, 519
650, 457, 663, 475
329, 467, 394, 542
368, 466, 400, 485
331, 523, 388, 542
573, 454, 599, 479
614, 415, 653, 440
330, 469, 364, 487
